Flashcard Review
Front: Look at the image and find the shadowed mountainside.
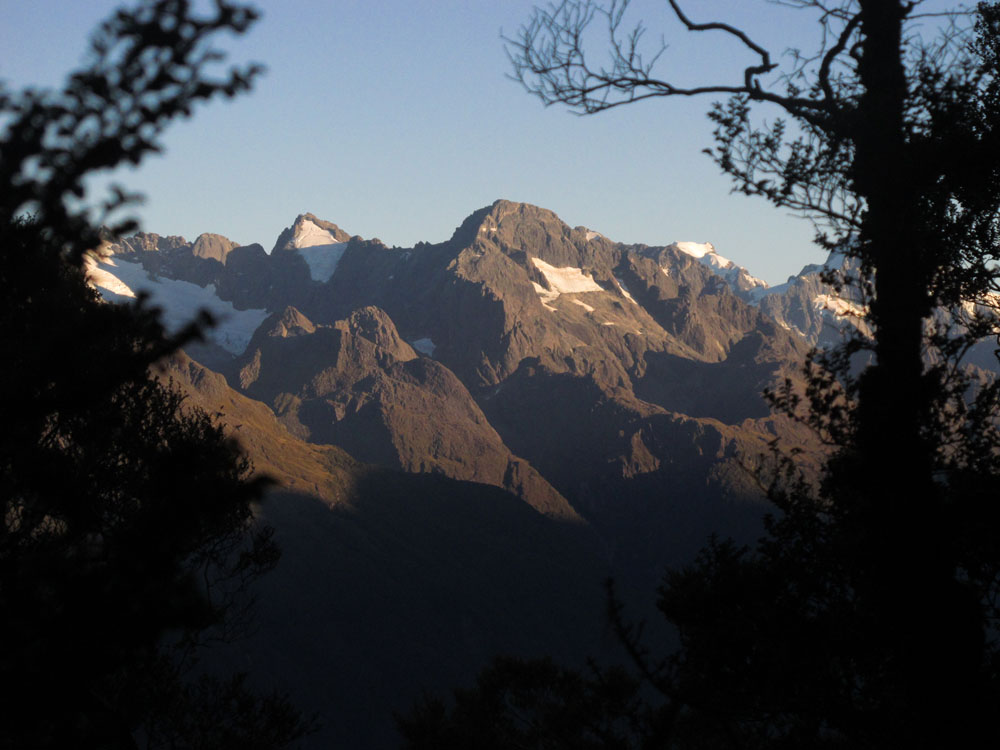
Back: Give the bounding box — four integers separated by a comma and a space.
162, 351, 620, 749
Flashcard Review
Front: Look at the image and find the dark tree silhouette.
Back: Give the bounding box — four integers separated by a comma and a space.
400, 2, 1000, 746
397, 656, 644, 750
0, 2, 310, 747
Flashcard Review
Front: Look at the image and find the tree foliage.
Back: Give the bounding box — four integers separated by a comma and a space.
398, 657, 645, 750
0, 0, 261, 263
0, 2, 310, 746
402, 1, 1000, 746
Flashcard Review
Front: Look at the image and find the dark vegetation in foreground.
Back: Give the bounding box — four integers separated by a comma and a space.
0, 1, 311, 746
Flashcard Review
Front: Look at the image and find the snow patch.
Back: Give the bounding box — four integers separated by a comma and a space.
88, 257, 268, 355
815, 293, 867, 318
296, 243, 348, 282
410, 337, 436, 356
572, 299, 595, 312
294, 218, 337, 248
615, 277, 638, 305
670, 241, 768, 292
85, 256, 137, 299
531, 257, 604, 295
532, 281, 559, 311
293, 219, 348, 282
673, 241, 716, 259
584, 229, 603, 241
740, 270, 768, 288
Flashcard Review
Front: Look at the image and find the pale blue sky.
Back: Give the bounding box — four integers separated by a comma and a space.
0, 0, 866, 284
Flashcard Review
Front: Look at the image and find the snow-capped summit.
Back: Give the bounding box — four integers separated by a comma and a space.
671, 241, 717, 259
668, 240, 768, 296
274, 213, 352, 282
293, 216, 343, 249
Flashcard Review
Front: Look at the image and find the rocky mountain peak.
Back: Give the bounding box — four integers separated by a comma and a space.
192, 232, 237, 264
271, 212, 352, 254
110, 231, 189, 255
266, 306, 317, 338
663, 240, 768, 297
452, 199, 562, 240
451, 199, 616, 273
343, 306, 415, 363
669, 241, 717, 259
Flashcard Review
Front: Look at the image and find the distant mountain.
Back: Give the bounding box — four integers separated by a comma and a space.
94, 202, 999, 589
89, 201, 830, 568
666, 240, 768, 298
752, 255, 871, 348
752, 252, 1000, 379
87, 200, 915, 747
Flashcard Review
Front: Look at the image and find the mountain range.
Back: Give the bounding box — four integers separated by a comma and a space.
85, 199, 978, 748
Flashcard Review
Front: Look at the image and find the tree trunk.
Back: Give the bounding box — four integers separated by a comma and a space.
853, 2, 983, 742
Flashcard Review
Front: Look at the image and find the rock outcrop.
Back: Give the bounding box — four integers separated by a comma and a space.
232, 305, 579, 520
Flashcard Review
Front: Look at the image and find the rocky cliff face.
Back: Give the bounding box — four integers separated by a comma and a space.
755, 258, 872, 347
231, 304, 578, 520
95, 198, 830, 573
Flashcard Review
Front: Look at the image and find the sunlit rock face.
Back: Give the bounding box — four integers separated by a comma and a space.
92, 199, 835, 574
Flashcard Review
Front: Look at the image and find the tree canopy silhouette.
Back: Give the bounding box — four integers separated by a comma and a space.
400, 1, 1000, 746
0, 1, 309, 746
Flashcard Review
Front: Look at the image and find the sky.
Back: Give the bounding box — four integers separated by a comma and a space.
0, 0, 894, 284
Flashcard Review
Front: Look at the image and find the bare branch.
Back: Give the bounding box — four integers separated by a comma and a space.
819, 11, 863, 102
665, 0, 779, 91
504, 0, 839, 124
